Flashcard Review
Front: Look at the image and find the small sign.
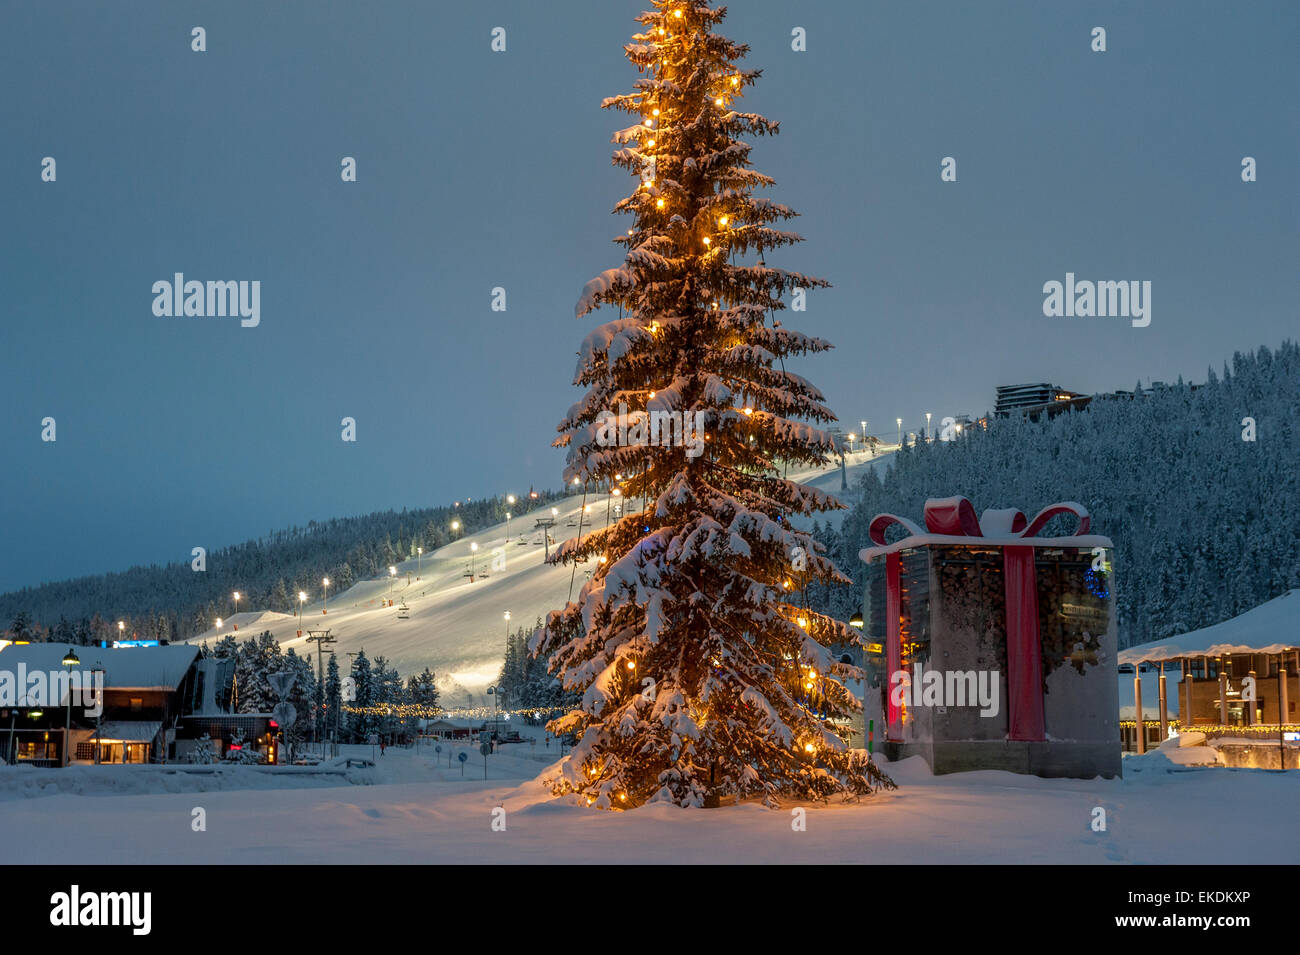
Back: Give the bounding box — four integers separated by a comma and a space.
367, 733, 379, 746
457, 751, 468, 763
271, 702, 297, 728
435, 744, 443, 753
268, 671, 296, 700
479, 742, 491, 756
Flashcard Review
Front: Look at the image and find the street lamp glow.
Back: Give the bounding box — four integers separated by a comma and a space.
451, 520, 460, 532
926, 411, 932, 441
507, 495, 515, 505
470, 542, 478, 552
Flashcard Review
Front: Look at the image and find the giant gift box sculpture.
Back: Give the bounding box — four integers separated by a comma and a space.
859, 496, 1120, 778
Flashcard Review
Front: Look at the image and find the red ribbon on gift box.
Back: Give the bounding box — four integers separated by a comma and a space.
868, 497, 1090, 743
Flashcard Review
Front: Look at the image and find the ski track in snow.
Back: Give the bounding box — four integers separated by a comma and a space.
181, 450, 891, 703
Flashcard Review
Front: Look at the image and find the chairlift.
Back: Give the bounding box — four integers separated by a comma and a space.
397, 600, 410, 620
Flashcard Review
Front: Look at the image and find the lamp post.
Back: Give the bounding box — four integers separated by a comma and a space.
896, 418, 902, 447
297, 592, 307, 630
504, 609, 511, 643
116, 620, 125, 646
847, 432, 856, 453
92, 668, 104, 764
416, 548, 423, 578
232, 591, 240, 628
450, 520, 460, 539
322, 577, 330, 614
469, 542, 478, 579
61, 648, 79, 767
926, 412, 932, 441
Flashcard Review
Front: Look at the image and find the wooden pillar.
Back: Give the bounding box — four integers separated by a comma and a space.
1248, 668, 1258, 725
1158, 663, 1169, 742
1134, 668, 1145, 754
1219, 668, 1229, 724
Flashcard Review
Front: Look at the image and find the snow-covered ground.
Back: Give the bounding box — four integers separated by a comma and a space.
1, 728, 1294, 864
183, 449, 893, 704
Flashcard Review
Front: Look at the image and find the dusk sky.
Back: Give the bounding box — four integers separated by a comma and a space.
2, 0, 1295, 593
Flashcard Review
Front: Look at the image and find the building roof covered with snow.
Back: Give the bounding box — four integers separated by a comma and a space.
1117, 590, 1299, 666
0, 643, 200, 691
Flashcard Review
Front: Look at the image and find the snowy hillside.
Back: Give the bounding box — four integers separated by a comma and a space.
186, 448, 895, 703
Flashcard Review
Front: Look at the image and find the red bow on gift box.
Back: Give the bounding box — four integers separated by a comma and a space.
867, 497, 1091, 742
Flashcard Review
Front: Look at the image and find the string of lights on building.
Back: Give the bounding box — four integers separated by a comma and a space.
339, 703, 568, 722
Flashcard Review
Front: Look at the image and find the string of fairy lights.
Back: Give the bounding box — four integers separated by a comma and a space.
340, 703, 567, 722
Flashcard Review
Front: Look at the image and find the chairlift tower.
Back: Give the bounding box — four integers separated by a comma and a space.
305, 630, 336, 745
534, 515, 557, 560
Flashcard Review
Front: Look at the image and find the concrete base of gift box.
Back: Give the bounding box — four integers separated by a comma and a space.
882, 739, 1121, 778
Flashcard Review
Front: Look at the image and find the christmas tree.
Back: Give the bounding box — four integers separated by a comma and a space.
535, 0, 893, 809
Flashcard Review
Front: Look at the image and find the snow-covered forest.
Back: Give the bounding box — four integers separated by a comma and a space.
0, 490, 568, 644
496, 618, 576, 715
200, 631, 441, 744
811, 342, 1299, 649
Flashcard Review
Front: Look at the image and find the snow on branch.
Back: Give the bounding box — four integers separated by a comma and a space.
576, 268, 636, 319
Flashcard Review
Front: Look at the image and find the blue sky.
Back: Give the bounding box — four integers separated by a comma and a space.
1, 0, 1296, 592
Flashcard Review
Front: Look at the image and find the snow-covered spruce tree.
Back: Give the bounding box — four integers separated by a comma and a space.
534, 0, 893, 810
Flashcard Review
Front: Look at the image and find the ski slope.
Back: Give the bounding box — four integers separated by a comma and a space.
186, 448, 895, 703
